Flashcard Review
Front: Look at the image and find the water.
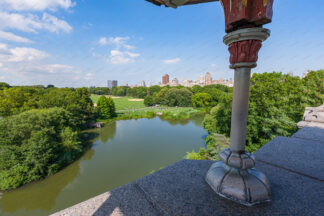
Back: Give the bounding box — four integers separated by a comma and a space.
0, 116, 206, 216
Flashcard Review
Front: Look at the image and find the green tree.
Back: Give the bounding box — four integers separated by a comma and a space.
0, 82, 10, 90
154, 88, 168, 105
0, 108, 83, 190
97, 96, 116, 119
164, 88, 193, 107
144, 95, 155, 106
192, 93, 212, 108
201, 71, 324, 154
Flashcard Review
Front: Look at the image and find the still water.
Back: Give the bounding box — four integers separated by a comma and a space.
0, 116, 206, 216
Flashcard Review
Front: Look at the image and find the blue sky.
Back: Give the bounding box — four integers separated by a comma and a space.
0, 0, 323, 87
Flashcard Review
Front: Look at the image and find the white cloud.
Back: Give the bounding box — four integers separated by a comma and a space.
211, 63, 217, 67
98, 37, 108, 45
109, 36, 130, 46
109, 49, 140, 65
0, 43, 84, 87
123, 44, 135, 50
41, 64, 74, 74
0, 43, 50, 62
0, 31, 33, 43
0, 76, 5, 80
125, 51, 140, 58
41, 13, 72, 33
8, 47, 49, 62
0, 0, 75, 11
85, 73, 94, 80
99, 36, 135, 50
100, 36, 140, 65
0, 12, 72, 34
163, 58, 181, 64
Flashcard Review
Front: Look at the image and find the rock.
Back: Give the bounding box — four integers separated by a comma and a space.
297, 103, 324, 128
87, 122, 105, 128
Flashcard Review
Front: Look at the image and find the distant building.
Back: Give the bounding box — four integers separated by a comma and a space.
108, 80, 118, 88
171, 78, 179, 86
302, 70, 311, 78
288, 72, 294, 77
162, 74, 169, 85
198, 75, 205, 86
205, 72, 212, 85
141, 80, 146, 87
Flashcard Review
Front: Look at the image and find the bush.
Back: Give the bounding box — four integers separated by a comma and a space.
144, 95, 155, 106
146, 111, 156, 118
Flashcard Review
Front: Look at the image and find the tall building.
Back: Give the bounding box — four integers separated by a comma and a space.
141, 80, 146, 87
108, 80, 118, 88
171, 78, 179, 86
205, 72, 212, 85
162, 74, 169, 85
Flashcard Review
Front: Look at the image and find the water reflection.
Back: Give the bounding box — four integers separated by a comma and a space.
0, 116, 206, 216
98, 121, 117, 143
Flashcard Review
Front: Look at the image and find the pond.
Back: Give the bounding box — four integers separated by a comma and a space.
0, 116, 207, 216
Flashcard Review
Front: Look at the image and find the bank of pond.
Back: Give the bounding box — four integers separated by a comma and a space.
0, 116, 208, 216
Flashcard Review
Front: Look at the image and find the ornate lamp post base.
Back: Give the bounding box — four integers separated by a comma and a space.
206, 149, 271, 206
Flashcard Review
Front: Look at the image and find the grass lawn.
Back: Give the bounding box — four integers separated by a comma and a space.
91, 95, 145, 111
117, 107, 196, 114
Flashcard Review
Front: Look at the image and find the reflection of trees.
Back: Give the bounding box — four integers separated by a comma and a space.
190, 114, 205, 127
0, 149, 95, 214
158, 116, 202, 126
100, 121, 117, 143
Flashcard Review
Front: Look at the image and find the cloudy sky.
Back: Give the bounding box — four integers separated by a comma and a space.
0, 0, 323, 87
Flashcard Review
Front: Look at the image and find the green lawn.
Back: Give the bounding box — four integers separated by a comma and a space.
91, 95, 145, 111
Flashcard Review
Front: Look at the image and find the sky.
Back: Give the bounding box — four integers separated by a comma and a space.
0, 0, 323, 87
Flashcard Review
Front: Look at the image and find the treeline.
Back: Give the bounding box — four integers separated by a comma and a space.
189, 70, 324, 160
90, 84, 232, 108
0, 85, 96, 190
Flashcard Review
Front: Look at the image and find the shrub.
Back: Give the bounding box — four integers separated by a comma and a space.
144, 95, 154, 106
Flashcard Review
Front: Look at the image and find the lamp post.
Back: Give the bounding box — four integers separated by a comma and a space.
146, 0, 274, 206
205, 27, 271, 206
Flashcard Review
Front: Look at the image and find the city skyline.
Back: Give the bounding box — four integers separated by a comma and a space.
107, 70, 309, 88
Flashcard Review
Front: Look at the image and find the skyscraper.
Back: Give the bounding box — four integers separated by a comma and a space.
171, 78, 179, 86
108, 80, 118, 88
205, 72, 212, 85
141, 80, 146, 87
162, 74, 169, 85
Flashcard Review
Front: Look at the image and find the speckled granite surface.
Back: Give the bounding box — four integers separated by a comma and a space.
52, 127, 324, 216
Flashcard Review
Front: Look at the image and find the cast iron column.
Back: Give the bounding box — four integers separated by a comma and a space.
205, 0, 274, 206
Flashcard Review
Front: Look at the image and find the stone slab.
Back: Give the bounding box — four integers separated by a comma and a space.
254, 136, 324, 181
53, 159, 324, 216
51, 183, 162, 216
292, 127, 324, 143
135, 160, 324, 216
